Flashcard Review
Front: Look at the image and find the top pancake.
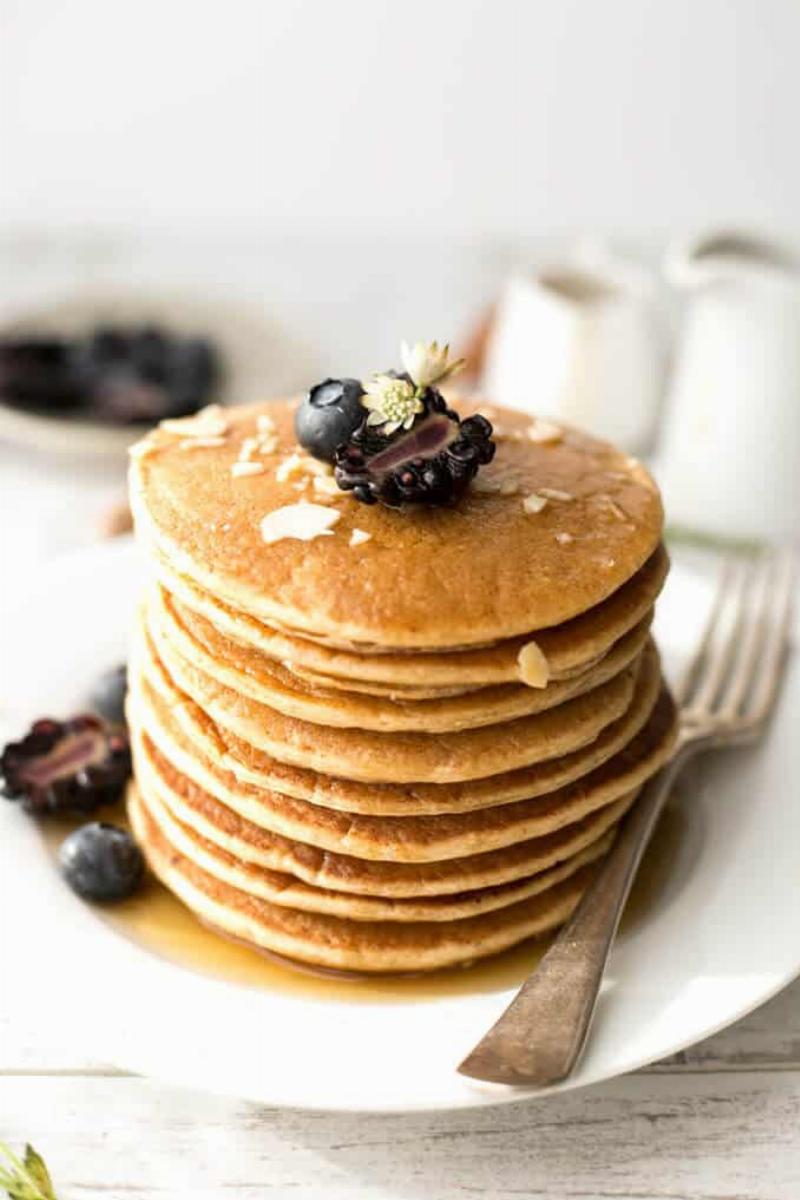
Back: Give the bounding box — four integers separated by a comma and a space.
129, 399, 663, 649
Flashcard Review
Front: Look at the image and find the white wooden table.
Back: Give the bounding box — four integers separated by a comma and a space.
1, 233, 798, 1198
2, 986, 800, 1199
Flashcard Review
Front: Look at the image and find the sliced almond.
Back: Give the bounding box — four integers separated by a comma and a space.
312, 474, 341, 498
178, 436, 227, 449
129, 437, 154, 460
555, 530, 574, 544
231, 461, 266, 478
538, 487, 573, 501
275, 452, 307, 483
473, 474, 520, 496
523, 493, 548, 514
260, 503, 341, 544
161, 404, 229, 439
527, 419, 563, 444
517, 640, 550, 688
350, 528, 371, 547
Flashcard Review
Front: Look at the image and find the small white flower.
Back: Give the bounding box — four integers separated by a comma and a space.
400, 340, 465, 389
361, 374, 424, 434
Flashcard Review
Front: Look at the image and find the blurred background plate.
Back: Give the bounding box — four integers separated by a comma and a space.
0, 290, 318, 459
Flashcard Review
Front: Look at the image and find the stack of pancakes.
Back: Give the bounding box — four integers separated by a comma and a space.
127, 399, 677, 974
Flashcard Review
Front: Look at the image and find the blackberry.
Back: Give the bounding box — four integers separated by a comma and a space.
59, 822, 144, 902
334, 389, 495, 508
72, 325, 220, 424
1, 715, 131, 816
295, 377, 365, 462
0, 337, 83, 412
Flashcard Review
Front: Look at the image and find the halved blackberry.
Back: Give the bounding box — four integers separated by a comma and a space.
334, 388, 495, 508
1, 715, 131, 816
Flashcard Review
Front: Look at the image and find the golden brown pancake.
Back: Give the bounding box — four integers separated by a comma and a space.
129, 399, 663, 648
134, 618, 642, 783
151, 541, 668, 691
129, 686, 676, 862
130, 638, 665, 816
131, 790, 601, 971
135, 780, 616, 922
147, 582, 652, 733
131, 723, 640, 896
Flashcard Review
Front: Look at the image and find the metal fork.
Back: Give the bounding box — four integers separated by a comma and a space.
458, 547, 795, 1088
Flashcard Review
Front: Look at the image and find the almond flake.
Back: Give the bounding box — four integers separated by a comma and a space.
231, 461, 266, 478
350, 529, 371, 547
129, 437, 154, 460
490, 423, 524, 442
276, 453, 307, 483
257, 413, 276, 435
161, 404, 229, 439
312, 474, 341, 498
538, 487, 573, 501
178, 436, 227, 449
238, 436, 260, 462
523, 493, 549, 514
473, 474, 520, 496
595, 493, 629, 520
276, 452, 333, 484
517, 640, 550, 688
260, 503, 341, 544
555, 531, 574, 544
527, 419, 563, 444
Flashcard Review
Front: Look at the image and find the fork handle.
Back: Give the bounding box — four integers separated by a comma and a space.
458, 743, 694, 1087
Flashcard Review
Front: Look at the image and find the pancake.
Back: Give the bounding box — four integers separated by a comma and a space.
131, 792, 601, 972
148, 582, 652, 733
129, 399, 663, 648
129, 685, 677, 862
134, 619, 642, 783
151, 541, 669, 692
134, 781, 616, 922
131, 748, 635, 896
132, 638, 663, 816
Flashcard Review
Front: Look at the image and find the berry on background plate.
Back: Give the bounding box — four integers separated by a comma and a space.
0, 324, 221, 425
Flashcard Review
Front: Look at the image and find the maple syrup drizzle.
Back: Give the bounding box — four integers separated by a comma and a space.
40, 793, 689, 1004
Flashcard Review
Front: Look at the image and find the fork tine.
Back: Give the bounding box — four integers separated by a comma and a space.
743, 549, 796, 726
674, 554, 738, 706
683, 556, 751, 715
716, 550, 778, 720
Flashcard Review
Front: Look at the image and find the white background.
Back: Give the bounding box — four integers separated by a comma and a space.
1, 0, 798, 238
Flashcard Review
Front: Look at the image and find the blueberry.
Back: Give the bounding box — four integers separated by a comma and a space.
294, 377, 365, 463
59, 823, 144, 902
88, 664, 128, 725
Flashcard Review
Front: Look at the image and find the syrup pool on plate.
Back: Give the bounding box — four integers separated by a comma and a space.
40, 794, 690, 1005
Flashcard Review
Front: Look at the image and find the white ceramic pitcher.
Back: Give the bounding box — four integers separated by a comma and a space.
658, 230, 800, 542
481, 249, 665, 452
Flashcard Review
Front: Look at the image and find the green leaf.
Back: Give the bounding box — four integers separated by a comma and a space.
0, 1142, 57, 1200
23, 1148, 54, 1200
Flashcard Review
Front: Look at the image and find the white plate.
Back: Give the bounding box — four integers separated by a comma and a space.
0, 539, 798, 1113
0, 292, 317, 459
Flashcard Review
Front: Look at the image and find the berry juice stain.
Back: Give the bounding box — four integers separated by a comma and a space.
39, 797, 688, 1006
